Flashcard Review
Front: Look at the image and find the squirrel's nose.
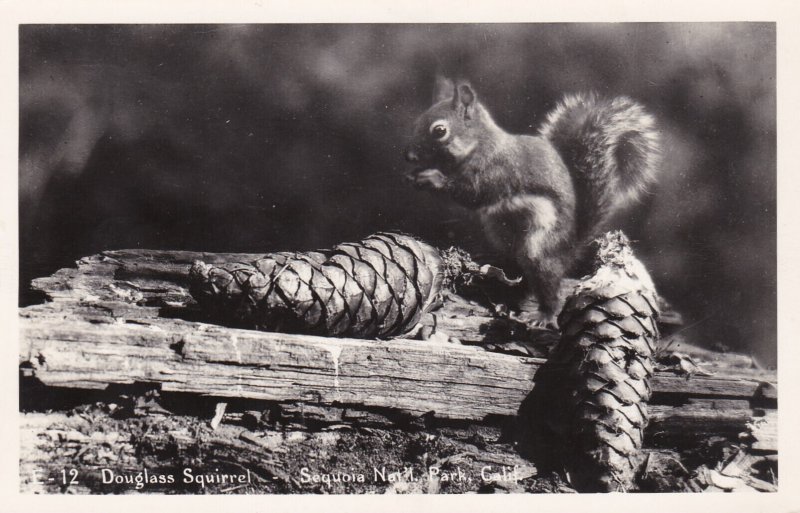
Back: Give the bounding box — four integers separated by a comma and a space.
405, 146, 419, 163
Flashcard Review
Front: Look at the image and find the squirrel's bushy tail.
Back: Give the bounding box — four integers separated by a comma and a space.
539, 93, 661, 241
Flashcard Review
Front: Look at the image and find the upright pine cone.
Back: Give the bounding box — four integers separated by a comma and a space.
553, 231, 659, 492
188, 232, 444, 338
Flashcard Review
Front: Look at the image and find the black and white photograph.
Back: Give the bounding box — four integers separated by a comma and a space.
9, 8, 791, 507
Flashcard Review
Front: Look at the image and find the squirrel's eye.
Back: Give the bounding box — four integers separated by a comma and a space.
429, 122, 448, 140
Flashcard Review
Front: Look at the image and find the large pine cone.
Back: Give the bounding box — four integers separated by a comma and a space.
553, 231, 659, 492
188, 232, 444, 338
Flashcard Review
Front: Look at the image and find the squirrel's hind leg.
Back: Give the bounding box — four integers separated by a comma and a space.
478, 193, 573, 327
519, 254, 565, 329
515, 225, 574, 329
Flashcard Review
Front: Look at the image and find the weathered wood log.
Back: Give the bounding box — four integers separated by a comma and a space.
20, 249, 776, 437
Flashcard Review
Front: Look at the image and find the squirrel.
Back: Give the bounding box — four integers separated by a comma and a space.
405, 77, 661, 325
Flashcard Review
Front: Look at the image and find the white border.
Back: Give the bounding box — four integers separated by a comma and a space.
1, 1, 797, 512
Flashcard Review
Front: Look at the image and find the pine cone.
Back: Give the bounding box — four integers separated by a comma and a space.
188, 232, 444, 338
554, 231, 659, 492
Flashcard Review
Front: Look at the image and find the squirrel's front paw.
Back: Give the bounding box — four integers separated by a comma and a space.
406, 168, 449, 191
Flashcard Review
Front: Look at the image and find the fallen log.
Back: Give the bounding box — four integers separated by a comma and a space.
19, 249, 776, 440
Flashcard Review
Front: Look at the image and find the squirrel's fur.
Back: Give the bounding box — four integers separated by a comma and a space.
405, 79, 661, 322
539, 92, 660, 240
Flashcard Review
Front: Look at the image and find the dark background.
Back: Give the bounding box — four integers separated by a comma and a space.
19, 24, 776, 365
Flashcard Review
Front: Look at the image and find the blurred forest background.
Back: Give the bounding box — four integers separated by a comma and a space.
19, 24, 776, 365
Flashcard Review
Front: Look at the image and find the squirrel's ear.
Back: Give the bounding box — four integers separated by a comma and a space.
432, 75, 455, 104
453, 82, 476, 120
